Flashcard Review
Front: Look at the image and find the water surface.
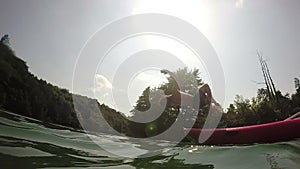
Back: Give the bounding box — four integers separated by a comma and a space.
0, 110, 299, 169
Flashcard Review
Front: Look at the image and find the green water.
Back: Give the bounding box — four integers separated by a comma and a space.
0, 110, 299, 169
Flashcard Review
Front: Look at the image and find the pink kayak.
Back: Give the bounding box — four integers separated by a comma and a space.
186, 118, 300, 145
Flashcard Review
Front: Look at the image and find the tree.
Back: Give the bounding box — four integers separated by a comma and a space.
129, 68, 205, 137
290, 80, 300, 119
257, 52, 277, 101
132, 87, 151, 112
0, 34, 10, 46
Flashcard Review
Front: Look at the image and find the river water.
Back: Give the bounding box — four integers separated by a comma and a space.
0, 110, 299, 169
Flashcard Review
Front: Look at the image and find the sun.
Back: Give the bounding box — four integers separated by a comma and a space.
131, 0, 216, 37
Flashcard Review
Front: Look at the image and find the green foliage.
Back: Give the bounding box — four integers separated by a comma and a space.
129, 68, 206, 138
291, 87, 300, 112
72, 94, 128, 133
134, 87, 151, 112
0, 34, 10, 46
0, 43, 79, 127
160, 67, 203, 95
219, 88, 300, 128
0, 43, 128, 132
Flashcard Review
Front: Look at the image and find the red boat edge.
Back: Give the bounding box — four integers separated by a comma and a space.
185, 118, 300, 145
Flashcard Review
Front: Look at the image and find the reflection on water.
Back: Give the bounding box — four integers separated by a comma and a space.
266, 153, 281, 169
0, 110, 300, 169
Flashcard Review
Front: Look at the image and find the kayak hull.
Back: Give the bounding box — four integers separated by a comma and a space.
186, 119, 300, 145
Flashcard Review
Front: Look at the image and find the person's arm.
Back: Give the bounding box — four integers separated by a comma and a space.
159, 90, 193, 107
174, 90, 194, 106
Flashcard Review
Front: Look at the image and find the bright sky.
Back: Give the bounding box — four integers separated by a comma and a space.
1, 0, 300, 115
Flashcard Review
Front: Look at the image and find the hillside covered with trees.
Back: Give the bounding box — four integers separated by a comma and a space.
0, 38, 128, 133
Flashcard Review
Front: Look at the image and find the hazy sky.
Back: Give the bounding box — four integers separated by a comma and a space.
1, 0, 300, 114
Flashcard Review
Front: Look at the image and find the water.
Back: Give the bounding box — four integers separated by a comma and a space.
0, 110, 299, 169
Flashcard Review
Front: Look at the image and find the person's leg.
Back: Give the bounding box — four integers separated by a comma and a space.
162, 84, 213, 108
161, 90, 194, 107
